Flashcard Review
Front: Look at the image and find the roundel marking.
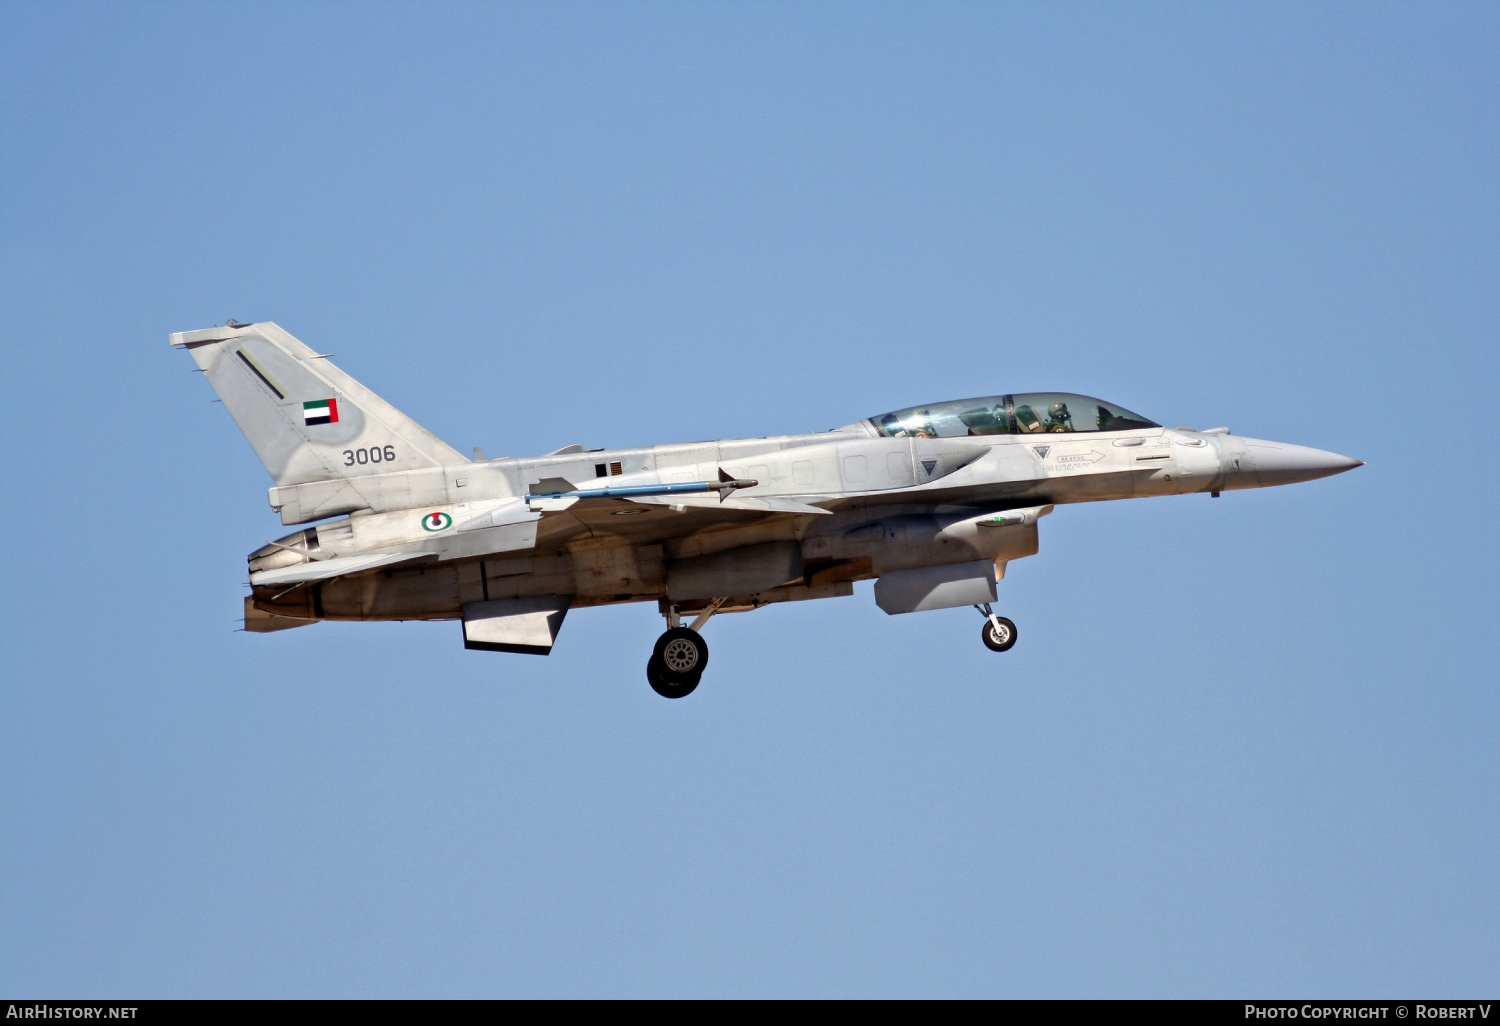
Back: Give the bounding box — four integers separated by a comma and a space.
421, 511, 453, 532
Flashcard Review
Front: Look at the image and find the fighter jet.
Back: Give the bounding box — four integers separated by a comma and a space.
173, 322, 1361, 698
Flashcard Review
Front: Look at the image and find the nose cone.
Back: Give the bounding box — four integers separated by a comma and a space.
1237, 438, 1364, 487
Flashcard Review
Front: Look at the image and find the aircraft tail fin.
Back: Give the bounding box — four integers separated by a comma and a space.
171, 322, 468, 488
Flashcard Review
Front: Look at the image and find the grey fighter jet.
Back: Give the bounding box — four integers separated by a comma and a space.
174, 322, 1361, 698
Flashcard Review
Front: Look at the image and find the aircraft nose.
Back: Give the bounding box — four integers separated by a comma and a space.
1234, 438, 1364, 487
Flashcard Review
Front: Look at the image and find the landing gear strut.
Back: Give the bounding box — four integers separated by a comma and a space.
647, 600, 724, 698
976, 603, 1018, 652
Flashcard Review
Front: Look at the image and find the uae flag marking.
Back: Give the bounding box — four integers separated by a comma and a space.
303, 398, 339, 426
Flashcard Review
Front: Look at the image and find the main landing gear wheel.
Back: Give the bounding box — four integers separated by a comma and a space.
647, 626, 709, 699
647, 657, 700, 699
981, 616, 1018, 652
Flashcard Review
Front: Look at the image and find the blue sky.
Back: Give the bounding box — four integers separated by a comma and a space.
2, 1, 1496, 997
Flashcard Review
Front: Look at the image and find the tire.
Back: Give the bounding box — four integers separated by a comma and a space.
652, 626, 709, 682
981, 616, 1018, 652
648, 656, 700, 699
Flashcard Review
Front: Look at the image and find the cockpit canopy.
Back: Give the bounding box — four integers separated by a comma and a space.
870, 393, 1158, 438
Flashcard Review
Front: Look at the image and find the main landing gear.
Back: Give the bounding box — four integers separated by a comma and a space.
647, 599, 725, 699
976, 603, 1018, 653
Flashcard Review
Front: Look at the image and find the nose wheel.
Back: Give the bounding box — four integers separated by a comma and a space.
976, 603, 1018, 652
647, 623, 710, 699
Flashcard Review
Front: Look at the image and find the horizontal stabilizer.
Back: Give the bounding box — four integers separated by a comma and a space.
249, 550, 436, 587
243, 596, 319, 633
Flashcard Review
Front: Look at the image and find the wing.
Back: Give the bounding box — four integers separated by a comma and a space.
525, 494, 827, 551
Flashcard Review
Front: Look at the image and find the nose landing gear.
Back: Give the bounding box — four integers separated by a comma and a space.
976, 603, 1018, 652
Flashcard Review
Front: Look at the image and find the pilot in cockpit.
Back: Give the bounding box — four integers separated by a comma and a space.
1044, 400, 1074, 432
